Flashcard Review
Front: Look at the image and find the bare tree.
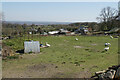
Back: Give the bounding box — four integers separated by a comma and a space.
97, 7, 118, 30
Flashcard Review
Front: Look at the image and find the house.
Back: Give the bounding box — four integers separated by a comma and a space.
59, 29, 69, 33
31, 28, 38, 32
75, 25, 89, 35
59, 29, 70, 35
43, 32, 48, 35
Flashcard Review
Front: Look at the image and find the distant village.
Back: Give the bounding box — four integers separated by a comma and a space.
1, 22, 120, 40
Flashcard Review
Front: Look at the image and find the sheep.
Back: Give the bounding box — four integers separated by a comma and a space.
105, 43, 111, 47
45, 42, 51, 47
104, 47, 109, 51
110, 35, 113, 39
75, 38, 78, 41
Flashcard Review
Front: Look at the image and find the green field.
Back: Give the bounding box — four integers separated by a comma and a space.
2, 35, 118, 78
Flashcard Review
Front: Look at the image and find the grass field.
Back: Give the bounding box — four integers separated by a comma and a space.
2, 35, 118, 78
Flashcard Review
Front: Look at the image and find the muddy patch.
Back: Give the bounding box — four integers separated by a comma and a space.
74, 46, 84, 48
28, 64, 47, 71
28, 63, 55, 71
52, 72, 65, 78
72, 69, 92, 78
25, 63, 66, 78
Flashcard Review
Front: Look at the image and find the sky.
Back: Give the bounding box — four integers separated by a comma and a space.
1, 0, 120, 2
2, 2, 118, 22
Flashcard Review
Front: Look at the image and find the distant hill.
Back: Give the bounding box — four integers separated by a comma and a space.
5, 21, 72, 25
69, 22, 97, 26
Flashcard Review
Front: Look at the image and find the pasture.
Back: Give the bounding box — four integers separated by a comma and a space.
2, 35, 118, 78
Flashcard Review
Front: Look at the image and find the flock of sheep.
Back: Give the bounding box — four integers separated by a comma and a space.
75, 35, 115, 52
42, 35, 116, 52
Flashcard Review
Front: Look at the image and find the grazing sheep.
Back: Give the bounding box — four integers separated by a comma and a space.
105, 42, 111, 46
104, 47, 109, 51
45, 42, 51, 47
75, 38, 78, 41
110, 35, 113, 39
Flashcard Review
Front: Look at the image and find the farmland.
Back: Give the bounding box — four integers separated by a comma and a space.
2, 35, 118, 78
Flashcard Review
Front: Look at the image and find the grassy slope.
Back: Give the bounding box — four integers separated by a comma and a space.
2, 35, 118, 78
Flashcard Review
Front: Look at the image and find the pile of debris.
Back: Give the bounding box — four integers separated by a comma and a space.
2, 44, 15, 59
91, 65, 120, 80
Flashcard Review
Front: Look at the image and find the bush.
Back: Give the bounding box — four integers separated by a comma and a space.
7, 55, 19, 59
5, 41, 14, 46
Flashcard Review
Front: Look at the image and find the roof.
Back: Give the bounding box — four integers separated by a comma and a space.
48, 31, 59, 34
60, 29, 69, 33
79, 25, 88, 29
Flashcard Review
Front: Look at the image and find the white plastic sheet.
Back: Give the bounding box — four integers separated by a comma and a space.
24, 41, 40, 53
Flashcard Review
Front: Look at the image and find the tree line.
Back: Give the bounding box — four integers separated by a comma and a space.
2, 6, 120, 37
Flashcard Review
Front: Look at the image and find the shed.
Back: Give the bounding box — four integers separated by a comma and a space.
24, 41, 40, 53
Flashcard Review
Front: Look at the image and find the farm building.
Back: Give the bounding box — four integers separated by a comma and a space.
43, 32, 48, 35
59, 29, 71, 35
24, 41, 40, 53
59, 29, 69, 33
75, 25, 89, 35
48, 31, 59, 35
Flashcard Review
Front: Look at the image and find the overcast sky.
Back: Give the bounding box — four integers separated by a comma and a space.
2, 2, 118, 22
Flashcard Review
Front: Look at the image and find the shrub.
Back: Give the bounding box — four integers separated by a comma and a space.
5, 41, 14, 46
7, 55, 19, 59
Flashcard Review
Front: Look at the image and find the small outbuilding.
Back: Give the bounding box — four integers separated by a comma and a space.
24, 41, 40, 53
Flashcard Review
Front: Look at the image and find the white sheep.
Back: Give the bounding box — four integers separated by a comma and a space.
110, 35, 113, 39
45, 42, 51, 47
105, 43, 111, 46
104, 47, 109, 51
75, 38, 78, 41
